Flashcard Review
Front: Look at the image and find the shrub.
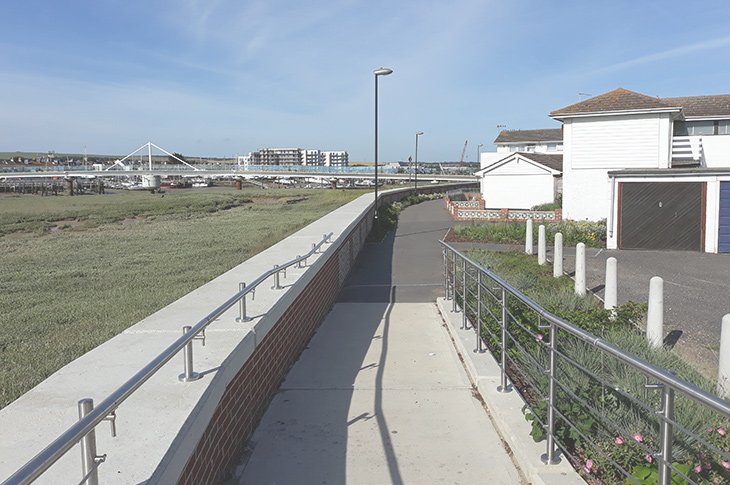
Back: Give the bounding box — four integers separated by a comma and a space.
454, 219, 607, 248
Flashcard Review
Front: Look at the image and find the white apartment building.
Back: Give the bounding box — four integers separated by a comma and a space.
240, 148, 349, 167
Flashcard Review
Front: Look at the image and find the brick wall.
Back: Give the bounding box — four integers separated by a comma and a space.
176, 223, 357, 485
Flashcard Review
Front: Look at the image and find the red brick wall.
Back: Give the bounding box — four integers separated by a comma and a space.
176, 219, 362, 485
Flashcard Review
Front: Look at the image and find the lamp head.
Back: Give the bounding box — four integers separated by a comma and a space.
416, 131, 424, 136
374, 67, 393, 76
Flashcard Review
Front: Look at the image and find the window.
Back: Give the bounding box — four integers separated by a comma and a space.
546, 143, 557, 152
687, 121, 715, 135
719, 121, 730, 135
525, 144, 536, 152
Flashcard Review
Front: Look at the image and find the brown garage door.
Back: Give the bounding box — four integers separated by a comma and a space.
619, 182, 704, 251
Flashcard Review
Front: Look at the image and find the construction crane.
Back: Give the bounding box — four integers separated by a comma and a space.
459, 140, 468, 168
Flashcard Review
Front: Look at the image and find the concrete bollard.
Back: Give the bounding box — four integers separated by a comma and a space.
718, 315, 730, 398
647, 276, 664, 349
553, 232, 563, 278
538, 225, 546, 265
575, 243, 586, 296
605, 257, 618, 312
525, 219, 533, 255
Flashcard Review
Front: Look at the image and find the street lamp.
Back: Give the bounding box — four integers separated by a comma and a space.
477, 143, 483, 168
374, 67, 393, 223
415, 131, 423, 193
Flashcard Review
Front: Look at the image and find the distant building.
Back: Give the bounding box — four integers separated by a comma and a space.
238, 148, 349, 167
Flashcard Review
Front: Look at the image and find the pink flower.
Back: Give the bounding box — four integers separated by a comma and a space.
718, 428, 726, 436
703, 464, 712, 470
585, 459, 594, 473
708, 427, 715, 432
615, 436, 624, 445
722, 461, 730, 469
645, 454, 652, 463
633, 433, 643, 442
696, 465, 703, 473
536, 334, 543, 342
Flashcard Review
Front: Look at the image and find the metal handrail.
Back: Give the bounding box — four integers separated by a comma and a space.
440, 240, 730, 417
440, 240, 730, 484
4, 232, 334, 485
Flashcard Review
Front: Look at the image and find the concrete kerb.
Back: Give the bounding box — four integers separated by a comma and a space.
436, 297, 584, 485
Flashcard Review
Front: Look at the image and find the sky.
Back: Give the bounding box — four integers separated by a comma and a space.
2, 1, 730, 163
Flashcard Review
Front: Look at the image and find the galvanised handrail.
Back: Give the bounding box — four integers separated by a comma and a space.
3, 232, 334, 485
440, 240, 730, 485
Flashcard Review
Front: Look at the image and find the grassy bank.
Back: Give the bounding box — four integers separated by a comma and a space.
465, 250, 727, 484
0, 188, 368, 408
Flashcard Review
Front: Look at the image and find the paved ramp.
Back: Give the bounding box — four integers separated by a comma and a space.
233, 200, 525, 484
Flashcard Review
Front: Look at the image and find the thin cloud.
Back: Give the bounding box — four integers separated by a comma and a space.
598, 36, 730, 73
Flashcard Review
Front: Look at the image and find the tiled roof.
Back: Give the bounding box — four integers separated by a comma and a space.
494, 128, 563, 144
516, 152, 563, 172
550, 88, 679, 116
662, 95, 730, 117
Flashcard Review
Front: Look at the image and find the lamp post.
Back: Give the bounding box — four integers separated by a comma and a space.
415, 131, 423, 193
477, 143, 483, 168
374, 67, 393, 223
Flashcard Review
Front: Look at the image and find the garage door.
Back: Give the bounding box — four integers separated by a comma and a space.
619, 182, 704, 251
720, 181, 730, 253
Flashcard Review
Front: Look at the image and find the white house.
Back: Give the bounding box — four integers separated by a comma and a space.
549, 88, 730, 253
476, 129, 563, 209
480, 128, 563, 168
475, 152, 562, 209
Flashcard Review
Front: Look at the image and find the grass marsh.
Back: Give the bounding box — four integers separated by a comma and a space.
0, 188, 368, 408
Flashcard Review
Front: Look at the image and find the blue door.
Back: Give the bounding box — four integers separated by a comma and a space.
720, 182, 730, 253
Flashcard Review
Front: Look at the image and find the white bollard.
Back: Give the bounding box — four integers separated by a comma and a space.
525, 219, 533, 255
605, 257, 618, 312
647, 276, 664, 349
553, 232, 563, 278
575, 243, 586, 296
538, 225, 546, 265
718, 315, 730, 398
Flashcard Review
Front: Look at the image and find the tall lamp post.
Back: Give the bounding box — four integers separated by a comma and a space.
415, 131, 423, 192
477, 143, 483, 168
374, 67, 393, 223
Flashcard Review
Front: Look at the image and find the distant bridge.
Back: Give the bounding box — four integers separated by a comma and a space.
0, 165, 477, 184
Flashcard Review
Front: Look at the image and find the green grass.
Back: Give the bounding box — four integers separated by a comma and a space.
0, 188, 369, 408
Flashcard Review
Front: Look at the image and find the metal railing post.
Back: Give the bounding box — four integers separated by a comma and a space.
78, 399, 100, 485
542, 321, 560, 464
443, 248, 448, 299
498, 288, 512, 393
236, 283, 253, 322
475, 271, 485, 353
658, 375, 676, 485
461, 258, 468, 328
452, 254, 458, 313
179, 326, 201, 382
272, 265, 282, 290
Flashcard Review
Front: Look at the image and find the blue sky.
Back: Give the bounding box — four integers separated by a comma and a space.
2, 1, 730, 162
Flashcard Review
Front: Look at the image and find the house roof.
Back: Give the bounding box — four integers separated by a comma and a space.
550, 88, 680, 117
475, 152, 562, 176
661, 94, 730, 118
517, 152, 563, 172
494, 128, 563, 144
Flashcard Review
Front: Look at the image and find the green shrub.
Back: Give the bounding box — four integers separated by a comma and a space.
454, 218, 607, 248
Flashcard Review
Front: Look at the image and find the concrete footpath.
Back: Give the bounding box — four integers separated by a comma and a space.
231, 200, 581, 485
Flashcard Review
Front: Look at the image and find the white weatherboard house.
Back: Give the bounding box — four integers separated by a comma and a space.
475, 129, 563, 209
550, 88, 730, 253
